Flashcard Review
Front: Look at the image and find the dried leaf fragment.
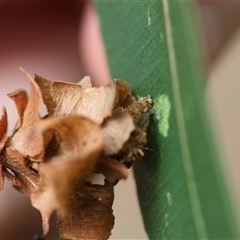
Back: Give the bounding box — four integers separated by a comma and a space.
126, 95, 152, 129
0, 107, 7, 140
0, 165, 22, 191
102, 110, 135, 155
0, 69, 152, 240
77, 76, 92, 89
31, 115, 104, 235
7, 89, 28, 129
4, 147, 39, 194
57, 181, 114, 240
34, 74, 116, 124
97, 158, 128, 182
9, 68, 44, 160
114, 79, 134, 108
33, 73, 56, 116
0, 164, 4, 190
1, 166, 22, 188
0, 108, 8, 190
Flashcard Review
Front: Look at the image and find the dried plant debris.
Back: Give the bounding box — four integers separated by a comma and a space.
0, 68, 152, 240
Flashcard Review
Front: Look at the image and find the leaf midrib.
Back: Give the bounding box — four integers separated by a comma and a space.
162, 1, 207, 238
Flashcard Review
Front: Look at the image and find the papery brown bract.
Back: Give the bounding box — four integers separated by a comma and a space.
0, 107, 7, 140
96, 158, 128, 182
0, 69, 152, 240
126, 96, 152, 129
4, 147, 39, 194
57, 181, 115, 240
113, 79, 133, 108
102, 110, 135, 156
0, 107, 8, 190
34, 74, 116, 124
77, 76, 92, 89
7, 89, 28, 130
9, 68, 44, 160
1, 166, 22, 190
31, 115, 104, 235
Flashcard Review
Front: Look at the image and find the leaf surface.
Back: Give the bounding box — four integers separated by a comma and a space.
96, 1, 240, 239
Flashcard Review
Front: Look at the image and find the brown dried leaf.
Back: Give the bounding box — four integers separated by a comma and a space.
37, 115, 104, 162
7, 89, 28, 130
57, 181, 114, 240
9, 68, 44, 160
114, 79, 132, 108
97, 158, 128, 182
34, 74, 116, 124
2, 167, 22, 188
4, 147, 39, 194
126, 95, 152, 130
1, 69, 152, 240
33, 73, 56, 116
117, 128, 147, 166
0, 137, 9, 189
110, 96, 152, 166
52, 81, 116, 124
0, 107, 7, 140
102, 110, 135, 155
0, 164, 4, 190
77, 76, 92, 89
31, 115, 104, 235
0, 136, 8, 152
0, 108, 8, 191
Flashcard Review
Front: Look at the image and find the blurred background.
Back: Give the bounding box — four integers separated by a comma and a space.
0, 1, 240, 239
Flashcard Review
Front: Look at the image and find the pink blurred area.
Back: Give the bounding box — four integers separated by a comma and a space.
0, 1, 110, 239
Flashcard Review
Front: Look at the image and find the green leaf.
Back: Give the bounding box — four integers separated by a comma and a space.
95, 1, 239, 239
